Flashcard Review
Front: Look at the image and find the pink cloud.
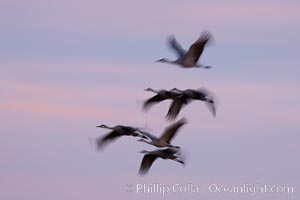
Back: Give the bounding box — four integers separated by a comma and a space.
0, 61, 161, 78
0, 80, 141, 122
1, 77, 299, 134
1, 61, 299, 135
1, 102, 94, 117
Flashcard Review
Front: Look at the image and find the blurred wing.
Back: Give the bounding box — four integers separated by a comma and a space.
167, 35, 187, 59
205, 102, 216, 117
183, 31, 213, 64
160, 118, 187, 143
138, 154, 158, 176
196, 87, 212, 97
205, 94, 219, 117
165, 99, 185, 121
143, 94, 166, 111
95, 131, 121, 150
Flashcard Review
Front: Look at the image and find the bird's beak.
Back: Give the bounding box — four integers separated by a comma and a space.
96, 125, 101, 128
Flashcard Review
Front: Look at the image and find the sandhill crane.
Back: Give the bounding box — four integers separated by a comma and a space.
156, 31, 213, 69
138, 147, 185, 176
94, 124, 145, 150
137, 118, 187, 148
143, 87, 182, 111
166, 87, 217, 120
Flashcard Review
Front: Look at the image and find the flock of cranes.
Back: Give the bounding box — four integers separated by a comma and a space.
94, 31, 218, 176
143, 87, 216, 120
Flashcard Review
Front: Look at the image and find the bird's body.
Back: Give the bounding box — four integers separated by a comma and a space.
137, 118, 187, 148
95, 124, 143, 149
138, 147, 185, 176
156, 31, 213, 69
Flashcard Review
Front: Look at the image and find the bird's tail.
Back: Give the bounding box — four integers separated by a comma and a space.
175, 148, 189, 166
204, 94, 220, 117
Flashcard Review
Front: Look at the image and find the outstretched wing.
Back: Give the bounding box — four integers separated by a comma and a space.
167, 35, 187, 59
165, 99, 186, 121
183, 31, 213, 64
196, 87, 213, 97
204, 93, 218, 117
143, 94, 166, 111
205, 102, 216, 117
95, 131, 121, 150
138, 154, 158, 176
159, 118, 187, 143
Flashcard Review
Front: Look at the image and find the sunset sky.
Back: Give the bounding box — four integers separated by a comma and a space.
1, 0, 299, 199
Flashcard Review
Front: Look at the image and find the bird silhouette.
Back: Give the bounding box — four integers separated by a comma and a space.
138, 147, 185, 176
156, 31, 213, 69
94, 124, 145, 150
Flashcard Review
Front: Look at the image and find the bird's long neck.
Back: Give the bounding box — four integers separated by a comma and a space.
157, 58, 174, 64
100, 125, 114, 130
147, 88, 159, 93
165, 59, 176, 64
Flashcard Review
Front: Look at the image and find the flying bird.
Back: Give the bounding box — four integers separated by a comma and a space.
94, 124, 145, 150
166, 87, 217, 120
156, 31, 213, 69
137, 118, 187, 148
138, 147, 185, 176
143, 87, 182, 111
